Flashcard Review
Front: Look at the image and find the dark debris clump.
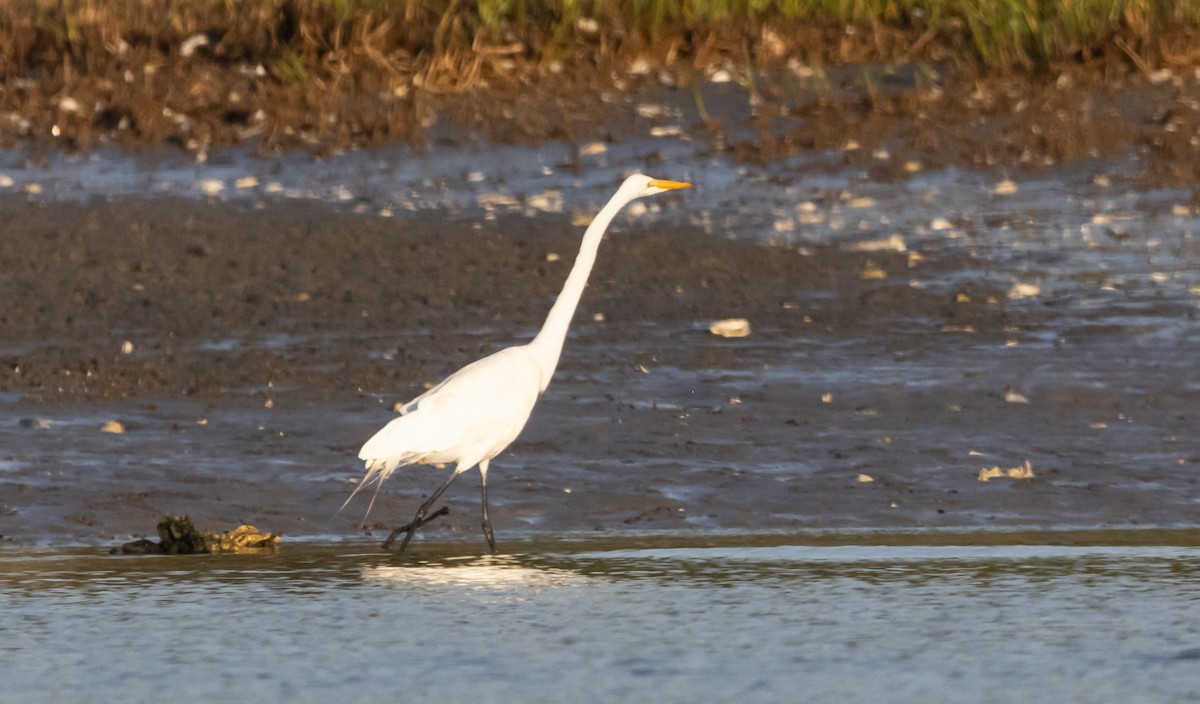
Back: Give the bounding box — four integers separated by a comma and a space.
112, 515, 280, 555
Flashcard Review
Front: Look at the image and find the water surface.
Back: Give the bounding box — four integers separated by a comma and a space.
4, 535, 1199, 703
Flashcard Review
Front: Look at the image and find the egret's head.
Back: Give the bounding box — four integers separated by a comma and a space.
621, 173, 693, 200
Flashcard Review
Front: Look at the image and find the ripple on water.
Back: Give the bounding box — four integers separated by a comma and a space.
1, 540, 1199, 702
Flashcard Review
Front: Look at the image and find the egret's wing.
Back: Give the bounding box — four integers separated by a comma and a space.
394, 347, 517, 416
359, 346, 543, 466
345, 348, 541, 524
395, 377, 446, 416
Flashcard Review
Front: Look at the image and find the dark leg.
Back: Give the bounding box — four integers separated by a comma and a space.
387, 506, 449, 535
480, 459, 497, 553
382, 466, 464, 552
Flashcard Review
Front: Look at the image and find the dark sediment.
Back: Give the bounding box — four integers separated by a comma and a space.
1, 192, 1195, 546
2, 5, 1198, 547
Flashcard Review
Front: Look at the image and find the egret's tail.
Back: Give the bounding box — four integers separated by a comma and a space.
338, 459, 398, 526
344, 410, 440, 525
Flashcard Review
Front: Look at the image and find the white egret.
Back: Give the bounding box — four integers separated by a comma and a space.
347, 174, 692, 552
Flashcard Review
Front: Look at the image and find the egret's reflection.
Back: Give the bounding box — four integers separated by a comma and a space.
362, 555, 578, 591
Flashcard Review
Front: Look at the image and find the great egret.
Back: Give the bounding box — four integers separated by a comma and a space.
347, 173, 693, 552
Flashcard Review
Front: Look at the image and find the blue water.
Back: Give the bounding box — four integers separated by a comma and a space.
3, 539, 1199, 703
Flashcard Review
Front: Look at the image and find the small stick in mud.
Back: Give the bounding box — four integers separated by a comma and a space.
381, 506, 450, 550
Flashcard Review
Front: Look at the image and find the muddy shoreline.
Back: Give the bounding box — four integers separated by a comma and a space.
1, 187, 1196, 547
0, 197, 953, 401
2, 9, 1198, 546
8, 66, 1200, 188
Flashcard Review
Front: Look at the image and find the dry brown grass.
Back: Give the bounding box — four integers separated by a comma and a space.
0, 1, 1197, 152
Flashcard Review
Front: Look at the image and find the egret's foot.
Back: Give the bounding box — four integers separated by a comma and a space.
380, 506, 450, 551
482, 522, 497, 554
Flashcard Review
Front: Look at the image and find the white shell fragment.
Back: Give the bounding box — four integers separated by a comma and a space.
1004, 387, 1030, 404
709, 318, 751, 338
199, 179, 223, 196
635, 103, 667, 119
977, 460, 1034, 482
1008, 282, 1041, 299
859, 264, 887, 280
477, 193, 519, 209
528, 191, 563, 213
180, 33, 210, 58
1149, 68, 1174, 84
852, 235, 907, 252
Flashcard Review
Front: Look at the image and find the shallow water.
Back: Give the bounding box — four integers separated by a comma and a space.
3, 535, 1199, 703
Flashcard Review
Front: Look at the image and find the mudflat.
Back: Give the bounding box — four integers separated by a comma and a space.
2, 5, 1199, 545
1, 177, 1195, 545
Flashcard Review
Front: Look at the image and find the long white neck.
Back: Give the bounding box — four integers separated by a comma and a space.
527, 192, 631, 391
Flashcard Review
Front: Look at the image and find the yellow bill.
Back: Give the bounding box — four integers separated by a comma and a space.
648, 179, 693, 190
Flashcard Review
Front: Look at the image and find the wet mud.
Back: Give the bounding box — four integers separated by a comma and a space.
0, 186, 1196, 546
0, 196, 970, 399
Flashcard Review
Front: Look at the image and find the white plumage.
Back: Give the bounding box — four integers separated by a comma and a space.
347, 174, 692, 552
348, 347, 542, 515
